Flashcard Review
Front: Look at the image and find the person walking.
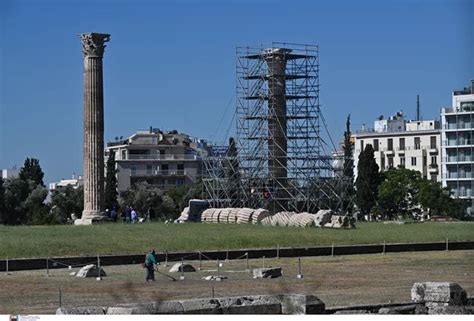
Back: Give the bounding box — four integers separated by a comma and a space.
125, 206, 132, 224
144, 249, 158, 282
110, 206, 118, 222
131, 208, 138, 223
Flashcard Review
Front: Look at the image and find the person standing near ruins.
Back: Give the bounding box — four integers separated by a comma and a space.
144, 249, 158, 282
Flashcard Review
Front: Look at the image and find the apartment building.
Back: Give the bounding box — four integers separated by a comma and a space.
441, 80, 474, 215
106, 128, 209, 193
353, 112, 441, 182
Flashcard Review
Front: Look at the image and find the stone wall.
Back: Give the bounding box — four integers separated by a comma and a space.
56, 282, 473, 315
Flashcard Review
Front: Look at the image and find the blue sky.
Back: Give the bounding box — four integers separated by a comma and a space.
0, 0, 472, 184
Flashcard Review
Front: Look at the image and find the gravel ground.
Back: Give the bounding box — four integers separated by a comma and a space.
1, 250, 473, 314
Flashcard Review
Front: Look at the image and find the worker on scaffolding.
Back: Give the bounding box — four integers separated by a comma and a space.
144, 249, 159, 282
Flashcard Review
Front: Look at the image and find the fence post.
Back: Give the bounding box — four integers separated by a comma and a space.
59, 288, 62, 308
46, 258, 49, 277
97, 254, 101, 281
246, 252, 250, 272
262, 256, 265, 268
383, 241, 386, 255
331, 243, 334, 257
217, 258, 220, 278
297, 256, 303, 279
277, 244, 280, 259
6, 256, 9, 275
446, 238, 449, 252
226, 248, 229, 261
180, 258, 185, 280
165, 251, 168, 267
198, 251, 202, 271
211, 286, 215, 298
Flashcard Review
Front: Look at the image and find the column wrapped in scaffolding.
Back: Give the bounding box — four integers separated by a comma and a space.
204, 43, 339, 213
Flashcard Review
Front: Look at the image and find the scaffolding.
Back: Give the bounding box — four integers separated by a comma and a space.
204, 43, 342, 213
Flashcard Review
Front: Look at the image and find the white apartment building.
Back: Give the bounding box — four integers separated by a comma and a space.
353, 112, 441, 182
106, 128, 208, 193
48, 174, 84, 190
441, 80, 474, 216
1, 166, 19, 180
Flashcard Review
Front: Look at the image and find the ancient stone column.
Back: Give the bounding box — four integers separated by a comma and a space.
76, 33, 110, 225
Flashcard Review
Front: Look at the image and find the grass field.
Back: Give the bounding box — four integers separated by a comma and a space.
1, 221, 473, 259
1, 250, 473, 314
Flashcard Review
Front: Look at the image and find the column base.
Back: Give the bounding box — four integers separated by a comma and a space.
74, 211, 111, 225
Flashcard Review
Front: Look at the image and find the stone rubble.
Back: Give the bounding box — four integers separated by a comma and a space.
76, 264, 106, 278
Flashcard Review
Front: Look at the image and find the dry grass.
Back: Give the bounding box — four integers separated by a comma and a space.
1, 250, 472, 314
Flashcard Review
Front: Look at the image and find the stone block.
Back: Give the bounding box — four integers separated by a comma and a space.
252, 209, 271, 224
279, 294, 325, 314
334, 310, 370, 314
378, 305, 417, 314
76, 264, 106, 278
253, 267, 282, 279
169, 263, 196, 273
428, 306, 474, 315
411, 282, 467, 305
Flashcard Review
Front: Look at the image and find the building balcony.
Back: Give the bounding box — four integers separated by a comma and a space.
121, 154, 201, 161
130, 169, 188, 177
443, 156, 473, 163
428, 165, 439, 173
443, 123, 474, 131
443, 173, 474, 180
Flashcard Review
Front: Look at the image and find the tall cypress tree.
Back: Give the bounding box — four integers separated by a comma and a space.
355, 144, 380, 218
342, 114, 355, 213
104, 150, 118, 210
0, 177, 5, 223
19, 158, 44, 187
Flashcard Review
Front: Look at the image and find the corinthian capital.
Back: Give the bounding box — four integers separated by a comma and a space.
80, 33, 111, 58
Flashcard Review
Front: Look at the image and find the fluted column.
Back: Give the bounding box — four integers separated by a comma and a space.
77, 32, 110, 224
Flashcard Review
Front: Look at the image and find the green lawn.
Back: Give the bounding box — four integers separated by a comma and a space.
1, 221, 473, 259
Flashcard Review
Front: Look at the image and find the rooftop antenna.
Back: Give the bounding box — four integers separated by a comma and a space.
416, 95, 420, 121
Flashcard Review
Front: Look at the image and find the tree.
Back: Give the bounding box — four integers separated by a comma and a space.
105, 150, 118, 210
377, 168, 422, 220
19, 158, 45, 187
23, 185, 50, 225
50, 185, 84, 222
342, 114, 355, 214
119, 182, 165, 220
355, 144, 380, 218
418, 180, 466, 219
3, 178, 32, 224
0, 177, 5, 223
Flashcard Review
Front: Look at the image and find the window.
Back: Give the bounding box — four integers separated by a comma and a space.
387, 138, 393, 151
388, 157, 394, 168
177, 179, 184, 186
411, 157, 417, 166
399, 138, 405, 151
131, 165, 137, 175
146, 164, 152, 174
431, 156, 437, 165
360, 140, 364, 152
177, 164, 184, 170
373, 139, 379, 151
400, 157, 405, 167
381, 156, 385, 170
430, 136, 437, 149
121, 150, 127, 160
414, 137, 421, 150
